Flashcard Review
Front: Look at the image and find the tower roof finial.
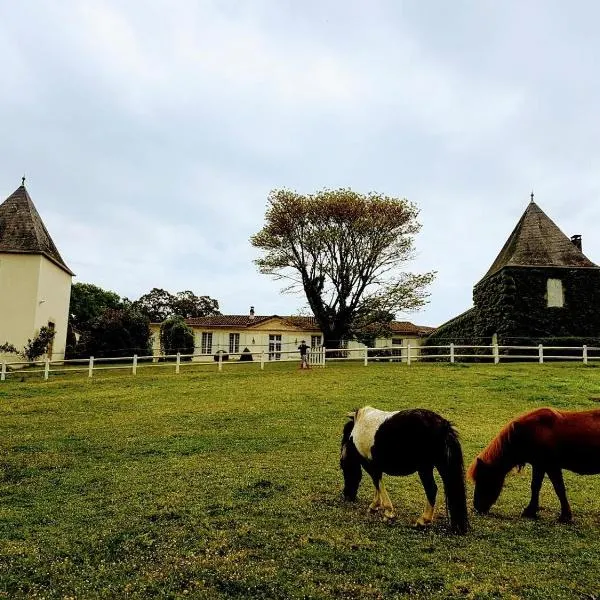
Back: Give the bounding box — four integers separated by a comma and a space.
21, 175, 26, 187
530, 190, 534, 203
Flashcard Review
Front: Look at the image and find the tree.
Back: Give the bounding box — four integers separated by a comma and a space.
78, 307, 151, 358
131, 288, 174, 322
251, 188, 435, 348
171, 291, 220, 319
160, 316, 195, 356
69, 282, 123, 330
132, 288, 220, 321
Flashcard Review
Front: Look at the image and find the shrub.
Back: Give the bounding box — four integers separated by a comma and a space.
160, 316, 194, 357
240, 347, 253, 361
214, 350, 229, 362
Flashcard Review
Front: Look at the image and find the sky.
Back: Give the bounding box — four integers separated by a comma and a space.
2, 0, 600, 327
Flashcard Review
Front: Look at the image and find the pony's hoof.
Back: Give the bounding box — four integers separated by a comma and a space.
415, 519, 432, 529
521, 508, 538, 519
558, 514, 573, 524
382, 514, 396, 523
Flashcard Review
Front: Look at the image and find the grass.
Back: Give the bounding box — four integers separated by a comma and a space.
1, 362, 600, 599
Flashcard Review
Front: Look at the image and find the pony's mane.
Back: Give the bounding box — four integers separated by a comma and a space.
467, 408, 564, 480
467, 420, 516, 480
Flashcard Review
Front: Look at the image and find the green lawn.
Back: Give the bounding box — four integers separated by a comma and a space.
1, 362, 600, 599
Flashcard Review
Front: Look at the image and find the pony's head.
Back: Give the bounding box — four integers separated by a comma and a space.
340, 411, 362, 501
469, 458, 507, 514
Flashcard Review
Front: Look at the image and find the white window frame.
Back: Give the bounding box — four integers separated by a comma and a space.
229, 333, 240, 354
311, 335, 322, 348
547, 278, 564, 308
201, 332, 213, 354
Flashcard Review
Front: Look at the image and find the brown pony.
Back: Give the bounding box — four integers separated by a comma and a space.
468, 407, 600, 522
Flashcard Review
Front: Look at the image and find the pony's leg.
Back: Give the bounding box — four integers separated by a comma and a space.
368, 473, 382, 512
547, 468, 573, 523
522, 465, 545, 519
416, 469, 437, 527
368, 485, 382, 512
378, 480, 396, 521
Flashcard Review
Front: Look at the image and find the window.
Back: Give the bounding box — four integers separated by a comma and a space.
547, 279, 564, 308
311, 335, 322, 348
268, 334, 282, 360
229, 333, 240, 354
201, 332, 213, 354
392, 337, 402, 357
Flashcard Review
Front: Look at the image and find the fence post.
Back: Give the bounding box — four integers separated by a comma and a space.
364, 348, 368, 366
322, 347, 326, 367
538, 344, 544, 364
44, 357, 50, 380
407, 343, 411, 366
1, 361, 6, 381
88, 356, 94, 378
450, 343, 455, 364
493, 343, 499, 364
218, 351, 223, 372
132, 354, 138, 375
176, 352, 181, 374
261, 351, 265, 370
583, 345, 588, 365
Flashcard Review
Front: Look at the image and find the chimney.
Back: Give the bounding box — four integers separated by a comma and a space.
571, 235, 582, 251
249, 306, 255, 320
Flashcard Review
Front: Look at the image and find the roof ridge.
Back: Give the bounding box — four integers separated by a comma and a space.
0, 185, 74, 275
478, 200, 598, 283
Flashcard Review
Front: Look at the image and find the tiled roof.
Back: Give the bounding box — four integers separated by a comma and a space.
479, 201, 598, 283
390, 321, 436, 336
185, 314, 321, 330
184, 314, 431, 335
0, 184, 74, 275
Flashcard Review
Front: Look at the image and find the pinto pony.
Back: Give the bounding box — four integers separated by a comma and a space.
340, 406, 469, 534
468, 407, 600, 522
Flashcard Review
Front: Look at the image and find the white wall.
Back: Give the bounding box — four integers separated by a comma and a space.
0, 254, 71, 362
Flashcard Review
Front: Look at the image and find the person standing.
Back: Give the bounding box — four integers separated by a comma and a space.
298, 340, 309, 369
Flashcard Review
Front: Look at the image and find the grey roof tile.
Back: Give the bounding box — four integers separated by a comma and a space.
0, 185, 74, 275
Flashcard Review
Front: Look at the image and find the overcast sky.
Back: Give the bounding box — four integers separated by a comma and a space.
2, 0, 600, 327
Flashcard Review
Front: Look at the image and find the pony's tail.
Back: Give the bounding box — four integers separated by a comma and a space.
438, 425, 469, 535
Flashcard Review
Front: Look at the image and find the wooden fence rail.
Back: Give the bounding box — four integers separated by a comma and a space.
1, 343, 598, 382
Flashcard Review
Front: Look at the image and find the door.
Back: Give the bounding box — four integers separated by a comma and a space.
269, 335, 282, 360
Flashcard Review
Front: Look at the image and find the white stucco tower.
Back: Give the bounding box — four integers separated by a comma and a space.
0, 181, 74, 362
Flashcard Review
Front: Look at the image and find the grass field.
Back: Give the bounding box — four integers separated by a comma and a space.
1, 362, 600, 599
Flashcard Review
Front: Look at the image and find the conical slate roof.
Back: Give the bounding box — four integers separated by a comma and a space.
0, 184, 74, 275
479, 200, 598, 283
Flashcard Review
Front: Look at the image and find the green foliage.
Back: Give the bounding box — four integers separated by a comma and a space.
78, 307, 151, 358
1, 363, 600, 598
251, 188, 435, 347
22, 325, 56, 362
159, 316, 194, 356
133, 288, 220, 322
0, 342, 18, 355
69, 282, 123, 330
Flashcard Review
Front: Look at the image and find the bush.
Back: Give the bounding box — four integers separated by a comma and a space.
23, 326, 56, 362
240, 347, 253, 361
77, 307, 152, 359
214, 350, 229, 362
160, 316, 194, 358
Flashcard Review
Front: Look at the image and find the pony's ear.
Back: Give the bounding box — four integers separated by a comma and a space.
346, 408, 357, 420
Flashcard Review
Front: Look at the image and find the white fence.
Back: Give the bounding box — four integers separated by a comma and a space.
1, 343, 599, 382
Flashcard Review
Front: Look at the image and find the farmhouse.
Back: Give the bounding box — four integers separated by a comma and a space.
427, 196, 600, 346
150, 307, 434, 362
0, 181, 73, 362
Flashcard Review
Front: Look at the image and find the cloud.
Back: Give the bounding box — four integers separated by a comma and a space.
2, 0, 600, 327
